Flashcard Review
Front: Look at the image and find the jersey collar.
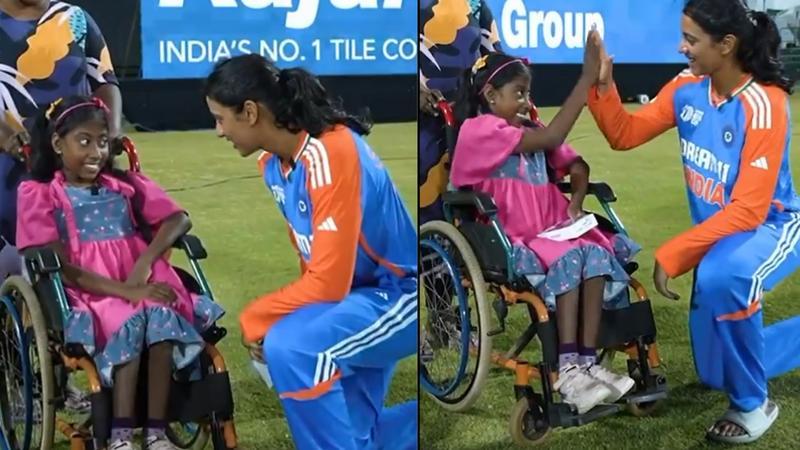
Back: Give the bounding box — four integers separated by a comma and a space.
281, 131, 311, 177
708, 74, 753, 108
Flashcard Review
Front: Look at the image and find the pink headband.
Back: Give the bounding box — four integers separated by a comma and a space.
481, 58, 529, 93
53, 97, 110, 128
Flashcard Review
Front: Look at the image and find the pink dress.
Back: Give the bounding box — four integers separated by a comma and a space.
16, 171, 224, 386
450, 114, 639, 309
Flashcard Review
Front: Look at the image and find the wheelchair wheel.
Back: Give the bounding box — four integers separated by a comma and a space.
1, 428, 10, 449
509, 397, 550, 446
419, 220, 492, 412
0, 276, 55, 450
629, 400, 660, 417
166, 421, 210, 449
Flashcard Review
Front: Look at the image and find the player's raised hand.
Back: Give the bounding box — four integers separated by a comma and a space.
598, 34, 614, 91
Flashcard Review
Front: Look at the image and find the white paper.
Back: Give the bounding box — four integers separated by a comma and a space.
251, 360, 273, 389
537, 214, 598, 241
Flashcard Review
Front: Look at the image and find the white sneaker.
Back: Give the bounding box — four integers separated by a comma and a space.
586, 364, 636, 402
144, 435, 177, 450
109, 440, 137, 450
553, 364, 611, 414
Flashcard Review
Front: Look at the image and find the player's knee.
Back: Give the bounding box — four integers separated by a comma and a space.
700, 233, 760, 285
262, 328, 314, 368
695, 260, 729, 295
696, 256, 752, 297
262, 328, 292, 366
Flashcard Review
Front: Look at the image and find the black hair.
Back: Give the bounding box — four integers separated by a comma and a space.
204, 54, 372, 136
684, 0, 793, 93
29, 95, 153, 241
454, 52, 531, 126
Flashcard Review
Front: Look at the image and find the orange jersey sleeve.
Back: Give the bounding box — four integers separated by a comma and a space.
240, 129, 362, 342
587, 71, 697, 150
655, 84, 789, 278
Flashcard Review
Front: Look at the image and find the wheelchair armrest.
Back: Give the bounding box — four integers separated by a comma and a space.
557, 181, 617, 203
22, 246, 62, 274
442, 190, 498, 215
174, 234, 208, 260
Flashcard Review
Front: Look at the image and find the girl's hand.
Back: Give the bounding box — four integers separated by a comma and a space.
581, 29, 602, 83
123, 283, 176, 304
653, 260, 680, 300
126, 257, 153, 287
567, 202, 586, 221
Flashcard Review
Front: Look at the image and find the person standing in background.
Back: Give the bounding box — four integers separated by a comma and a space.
0, 0, 124, 414
418, 0, 502, 223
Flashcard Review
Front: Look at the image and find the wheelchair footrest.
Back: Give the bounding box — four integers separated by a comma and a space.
622, 377, 668, 405
622, 385, 668, 405
548, 402, 623, 428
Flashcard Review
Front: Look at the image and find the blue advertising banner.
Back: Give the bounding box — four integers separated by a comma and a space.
485, 0, 686, 64
141, 0, 417, 79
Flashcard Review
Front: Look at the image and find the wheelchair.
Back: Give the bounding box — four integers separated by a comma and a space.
419, 102, 668, 446
0, 139, 237, 450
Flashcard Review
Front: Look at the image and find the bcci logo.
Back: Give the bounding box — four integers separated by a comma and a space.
298, 200, 308, 215
722, 125, 735, 148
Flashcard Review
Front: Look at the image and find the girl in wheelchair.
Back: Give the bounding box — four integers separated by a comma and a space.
450, 37, 639, 415
14, 95, 225, 450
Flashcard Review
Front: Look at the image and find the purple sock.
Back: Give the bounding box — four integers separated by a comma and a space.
110, 418, 135, 443
558, 343, 579, 369
578, 346, 597, 367
145, 419, 168, 440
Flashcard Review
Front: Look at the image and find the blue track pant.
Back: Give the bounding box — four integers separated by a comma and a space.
262, 285, 418, 450
691, 212, 800, 412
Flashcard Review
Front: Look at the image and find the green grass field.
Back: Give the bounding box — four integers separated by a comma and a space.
421, 97, 800, 450
48, 123, 417, 449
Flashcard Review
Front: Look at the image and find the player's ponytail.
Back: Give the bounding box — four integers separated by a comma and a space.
742, 11, 792, 94
277, 68, 372, 136
684, 0, 792, 94
205, 54, 372, 137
